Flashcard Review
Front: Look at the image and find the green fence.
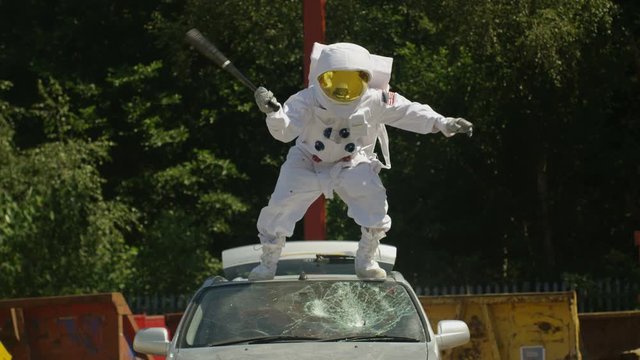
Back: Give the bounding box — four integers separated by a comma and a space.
413, 279, 640, 313
126, 278, 639, 315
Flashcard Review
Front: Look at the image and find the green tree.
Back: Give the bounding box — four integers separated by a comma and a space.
0, 80, 137, 297
1, 0, 638, 297
325, 0, 638, 283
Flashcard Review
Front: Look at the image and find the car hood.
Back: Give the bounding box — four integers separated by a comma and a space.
174, 342, 429, 359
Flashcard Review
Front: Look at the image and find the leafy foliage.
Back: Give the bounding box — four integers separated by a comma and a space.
0, 82, 137, 296
325, 0, 638, 284
0, 0, 638, 298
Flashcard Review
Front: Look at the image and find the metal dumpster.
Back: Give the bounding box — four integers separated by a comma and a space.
579, 311, 640, 360
0, 293, 151, 360
420, 291, 581, 360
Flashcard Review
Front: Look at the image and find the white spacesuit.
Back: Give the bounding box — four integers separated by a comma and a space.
250, 42, 472, 281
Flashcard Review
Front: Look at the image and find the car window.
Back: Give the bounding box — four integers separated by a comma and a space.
180, 280, 426, 347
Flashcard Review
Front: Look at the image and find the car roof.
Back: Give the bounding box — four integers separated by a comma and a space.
221, 241, 397, 280
200, 271, 411, 289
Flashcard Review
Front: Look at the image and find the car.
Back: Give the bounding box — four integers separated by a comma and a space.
134, 241, 470, 359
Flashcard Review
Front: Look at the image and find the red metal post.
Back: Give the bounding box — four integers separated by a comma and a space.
303, 0, 327, 240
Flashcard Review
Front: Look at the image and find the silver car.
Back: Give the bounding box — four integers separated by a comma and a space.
134, 241, 469, 359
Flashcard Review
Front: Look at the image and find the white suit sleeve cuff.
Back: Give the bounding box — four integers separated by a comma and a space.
266, 110, 289, 131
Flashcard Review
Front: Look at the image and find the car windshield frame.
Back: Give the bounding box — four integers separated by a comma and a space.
177, 279, 428, 348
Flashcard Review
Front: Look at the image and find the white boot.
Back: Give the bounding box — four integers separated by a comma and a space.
248, 241, 283, 281
355, 228, 387, 279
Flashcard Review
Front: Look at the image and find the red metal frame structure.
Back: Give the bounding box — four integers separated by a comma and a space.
303, 0, 327, 240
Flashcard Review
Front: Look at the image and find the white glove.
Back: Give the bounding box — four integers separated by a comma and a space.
444, 117, 473, 137
254, 87, 281, 114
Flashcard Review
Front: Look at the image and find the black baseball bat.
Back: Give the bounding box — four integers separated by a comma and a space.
184, 28, 280, 112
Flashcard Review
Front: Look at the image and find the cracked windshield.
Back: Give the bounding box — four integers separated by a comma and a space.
182, 281, 426, 346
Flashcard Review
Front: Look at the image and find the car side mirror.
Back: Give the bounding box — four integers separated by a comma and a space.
133, 327, 170, 355
434, 320, 470, 350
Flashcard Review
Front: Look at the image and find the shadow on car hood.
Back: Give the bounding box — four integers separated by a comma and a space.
175, 342, 429, 359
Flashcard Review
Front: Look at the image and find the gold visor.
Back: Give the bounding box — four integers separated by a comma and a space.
317, 70, 369, 103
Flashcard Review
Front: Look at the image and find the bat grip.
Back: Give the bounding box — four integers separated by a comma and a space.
267, 98, 281, 112
226, 64, 257, 92
229, 65, 280, 112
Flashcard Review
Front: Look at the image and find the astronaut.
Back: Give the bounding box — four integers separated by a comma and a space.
250, 42, 472, 281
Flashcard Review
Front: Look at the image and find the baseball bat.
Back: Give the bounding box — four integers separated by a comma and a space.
185, 28, 280, 112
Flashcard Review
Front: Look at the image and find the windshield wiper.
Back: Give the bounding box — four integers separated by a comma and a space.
247, 335, 321, 344
320, 335, 421, 342
209, 335, 320, 346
